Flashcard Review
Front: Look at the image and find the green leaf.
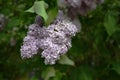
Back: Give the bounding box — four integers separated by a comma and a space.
41, 67, 55, 80
26, 1, 48, 21
30, 76, 38, 80
26, 6, 35, 13
112, 62, 120, 74
34, 1, 48, 21
46, 8, 58, 25
58, 55, 75, 66
69, 66, 93, 80
53, 71, 64, 80
79, 68, 93, 80
104, 13, 117, 36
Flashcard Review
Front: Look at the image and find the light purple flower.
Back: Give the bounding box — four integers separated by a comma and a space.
20, 36, 38, 58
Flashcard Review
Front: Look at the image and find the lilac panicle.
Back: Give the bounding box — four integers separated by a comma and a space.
20, 11, 79, 64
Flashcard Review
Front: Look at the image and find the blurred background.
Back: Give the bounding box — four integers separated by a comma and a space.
0, 0, 120, 80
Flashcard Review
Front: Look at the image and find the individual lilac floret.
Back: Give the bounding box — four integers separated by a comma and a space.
20, 36, 38, 58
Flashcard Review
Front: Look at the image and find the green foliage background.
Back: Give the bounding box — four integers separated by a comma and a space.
0, 0, 120, 80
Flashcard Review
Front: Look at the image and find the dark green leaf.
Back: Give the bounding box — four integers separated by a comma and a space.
53, 71, 64, 80
41, 67, 55, 80
112, 62, 120, 75
69, 66, 93, 80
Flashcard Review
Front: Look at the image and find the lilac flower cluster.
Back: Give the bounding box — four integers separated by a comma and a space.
58, 0, 104, 16
20, 12, 79, 64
